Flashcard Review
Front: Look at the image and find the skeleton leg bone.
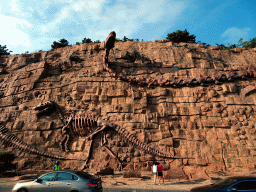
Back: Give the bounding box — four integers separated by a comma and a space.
101, 133, 122, 171
62, 115, 73, 134
102, 144, 123, 171
80, 139, 94, 171
85, 125, 107, 141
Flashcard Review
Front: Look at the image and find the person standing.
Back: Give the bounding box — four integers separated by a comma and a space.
152, 162, 158, 185
157, 163, 164, 185
104, 31, 116, 63
54, 161, 60, 171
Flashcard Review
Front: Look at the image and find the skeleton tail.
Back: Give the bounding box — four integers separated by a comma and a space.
112, 124, 186, 159
0, 125, 75, 160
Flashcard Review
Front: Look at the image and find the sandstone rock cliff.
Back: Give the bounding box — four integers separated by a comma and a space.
0, 41, 256, 173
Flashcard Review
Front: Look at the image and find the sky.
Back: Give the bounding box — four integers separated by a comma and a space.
0, 0, 255, 54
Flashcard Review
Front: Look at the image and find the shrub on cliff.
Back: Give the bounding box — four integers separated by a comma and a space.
241, 37, 256, 48
82, 37, 92, 43
0, 151, 16, 173
0, 45, 12, 56
51, 38, 69, 49
166, 29, 196, 43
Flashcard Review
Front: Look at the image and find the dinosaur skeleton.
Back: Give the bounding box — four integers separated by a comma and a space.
34, 101, 185, 170
5, 50, 254, 170
103, 54, 256, 87
0, 125, 77, 160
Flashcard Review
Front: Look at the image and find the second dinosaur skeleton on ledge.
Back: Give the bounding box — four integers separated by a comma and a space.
34, 101, 186, 170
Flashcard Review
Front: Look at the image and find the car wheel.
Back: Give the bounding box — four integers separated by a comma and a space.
17, 189, 28, 192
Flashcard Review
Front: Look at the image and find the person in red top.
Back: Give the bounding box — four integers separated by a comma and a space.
157, 162, 164, 185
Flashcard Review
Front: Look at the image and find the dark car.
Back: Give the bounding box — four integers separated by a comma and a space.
12, 170, 102, 192
190, 176, 256, 192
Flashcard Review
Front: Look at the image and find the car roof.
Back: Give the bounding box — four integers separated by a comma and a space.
228, 176, 256, 180
42, 170, 81, 175
54, 170, 79, 173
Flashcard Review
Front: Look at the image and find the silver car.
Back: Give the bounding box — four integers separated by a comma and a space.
12, 170, 102, 192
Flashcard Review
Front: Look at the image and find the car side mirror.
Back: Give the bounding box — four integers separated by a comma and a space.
229, 188, 237, 191
36, 178, 42, 183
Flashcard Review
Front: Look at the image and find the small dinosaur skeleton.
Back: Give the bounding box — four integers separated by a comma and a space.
34, 101, 186, 170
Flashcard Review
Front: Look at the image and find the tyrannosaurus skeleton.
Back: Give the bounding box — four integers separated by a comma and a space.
34, 101, 186, 170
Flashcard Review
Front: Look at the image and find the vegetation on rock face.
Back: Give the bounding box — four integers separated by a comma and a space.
76, 38, 100, 45
196, 41, 210, 46
215, 37, 256, 49
166, 29, 196, 43
239, 37, 256, 49
51, 38, 70, 49
0, 151, 16, 173
122, 36, 129, 42
82, 37, 92, 43
117, 36, 140, 42
0, 45, 12, 56
3, 33, 256, 55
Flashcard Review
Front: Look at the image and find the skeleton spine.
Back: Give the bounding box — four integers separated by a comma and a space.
112, 124, 177, 159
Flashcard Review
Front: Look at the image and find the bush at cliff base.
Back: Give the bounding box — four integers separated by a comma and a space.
0, 151, 16, 173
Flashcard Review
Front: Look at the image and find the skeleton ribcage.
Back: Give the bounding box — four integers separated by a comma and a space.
68, 115, 99, 137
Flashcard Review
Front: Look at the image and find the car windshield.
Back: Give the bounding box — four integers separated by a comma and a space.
214, 178, 238, 188
75, 171, 95, 180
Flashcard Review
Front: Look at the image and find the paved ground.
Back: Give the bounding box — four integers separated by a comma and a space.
0, 170, 255, 192
0, 170, 213, 192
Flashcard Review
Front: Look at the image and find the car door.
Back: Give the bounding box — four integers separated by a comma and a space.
53, 172, 75, 192
229, 180, 256, 192
29, 172, 57, 192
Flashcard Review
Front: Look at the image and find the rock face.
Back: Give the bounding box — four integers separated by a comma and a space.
0, 42, 256, 173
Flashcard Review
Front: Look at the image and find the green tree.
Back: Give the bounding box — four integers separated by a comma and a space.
197, 41, 210, 46
230, 44, 237, 48
216, 43, 228, 49
241, 37, 256, 49
0, 151, 16, 173
0, 45, 12, 56
94, 40, 101, 43
51, 38, 69, 49
166, 29, 196, 43
82, 38, 92, 43
237, 38, 244, 47
122, 36, 128, 42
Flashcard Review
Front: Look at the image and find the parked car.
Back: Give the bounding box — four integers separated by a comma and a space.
190, 176, 256, 192
12, 170, 102, 192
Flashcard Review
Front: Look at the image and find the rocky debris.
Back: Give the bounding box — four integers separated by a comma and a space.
183, 166, 211, 180
163, 167, 189, 180
122, 170, 141, 178
96, 167, 114, 175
